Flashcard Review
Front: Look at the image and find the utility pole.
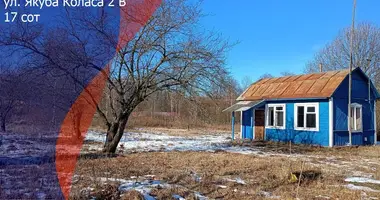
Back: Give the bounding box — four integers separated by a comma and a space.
367, 59, 372, 102
348, 0, 357, 146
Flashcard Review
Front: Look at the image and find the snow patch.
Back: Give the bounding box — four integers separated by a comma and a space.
345, 184, 380, 193
345, 177, 380, 185
172, 194, 185, 200
194, 192, 208, 200
118, 180, 164, 195
257, 191, 281, 199
314, 195, 330, 199
98, 177, 130, 183
224, 177, 246, 185
97, 175, 208, 200
217, 185, 227, 189
85, 130, 230, 153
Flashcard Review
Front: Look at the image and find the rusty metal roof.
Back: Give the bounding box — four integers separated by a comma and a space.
237, 69, 350, 101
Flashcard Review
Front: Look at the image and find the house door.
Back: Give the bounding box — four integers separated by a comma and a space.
242, 109, 253, 139
255, 110, 265, 140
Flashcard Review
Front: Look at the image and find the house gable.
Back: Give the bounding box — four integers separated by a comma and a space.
332, 68, 377, 145
332, 68, 379, 100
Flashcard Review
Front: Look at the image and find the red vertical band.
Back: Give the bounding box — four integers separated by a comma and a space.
55, 1, 162, 199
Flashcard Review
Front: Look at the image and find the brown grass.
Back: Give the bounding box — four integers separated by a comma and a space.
71, 151, 380, 200
232, 139, 380, 156
91, 115, 237, 133
232, 140, 380, 178
91, 116, 240, 134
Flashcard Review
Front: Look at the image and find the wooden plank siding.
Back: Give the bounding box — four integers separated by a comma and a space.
332, 70, 377, 146
264, 99, 330, 146
237, 68, 380, 146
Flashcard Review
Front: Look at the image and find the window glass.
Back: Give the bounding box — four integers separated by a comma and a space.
306, 113, 316, 128
297, 106, 304, 127
276, 111, 284, 126
295, 104, 318, 130
349, 105, 362, 131
268, 107, 274, 126
267, 105, 285, 128
307, 107, 315, 112
356, 107, 362, 130
356, 107, 360, 118
350, 107, 355, 130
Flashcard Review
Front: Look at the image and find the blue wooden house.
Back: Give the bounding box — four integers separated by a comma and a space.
224, 68, 379, 146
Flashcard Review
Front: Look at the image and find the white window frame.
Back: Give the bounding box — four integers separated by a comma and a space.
349, 103, 363, 133
294, 103, 319, 132
265, 104, 286, 129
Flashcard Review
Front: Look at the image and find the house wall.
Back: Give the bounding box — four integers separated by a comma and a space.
332, 71, 376, 146
240, 69, 378, 146
241, 108, 253, 139
264, 99, 330, 146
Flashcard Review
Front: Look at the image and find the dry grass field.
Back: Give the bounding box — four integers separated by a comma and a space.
71, 135, 380, 200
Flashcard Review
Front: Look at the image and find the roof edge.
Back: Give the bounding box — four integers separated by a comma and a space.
331, 67, 380, 99
261, 97, 329, 102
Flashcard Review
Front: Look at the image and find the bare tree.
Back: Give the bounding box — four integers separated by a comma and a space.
97, 0, 230, 153
240, 72, 295, 92
0, 69, 15, 132
305, 22, 380, 86
0, 66, 29, 132
0, 0, 231, 153
258, 73, 274, 79
240, 76, 253, 90
280, 71, 296, 76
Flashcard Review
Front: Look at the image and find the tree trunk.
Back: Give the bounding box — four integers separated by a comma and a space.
0, 117, 5, 132
102, 116, 129, 154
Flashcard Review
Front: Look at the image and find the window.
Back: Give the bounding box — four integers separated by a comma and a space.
350, 103, 362, 132
266, 104, 286, 129
294, 103, 319, 131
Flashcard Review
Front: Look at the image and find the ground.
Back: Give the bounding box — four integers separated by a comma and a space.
68, 128, 380, 200
2, 128, 380, 199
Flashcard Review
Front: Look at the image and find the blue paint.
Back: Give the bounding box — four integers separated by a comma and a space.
334, 98, 374, 131
238, 68, 379, 146
333, 71, 377, 101
332, 68, 377, 146
333, 131, 374, 146
242, 108, 253, 139
264, 100, 330, 146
